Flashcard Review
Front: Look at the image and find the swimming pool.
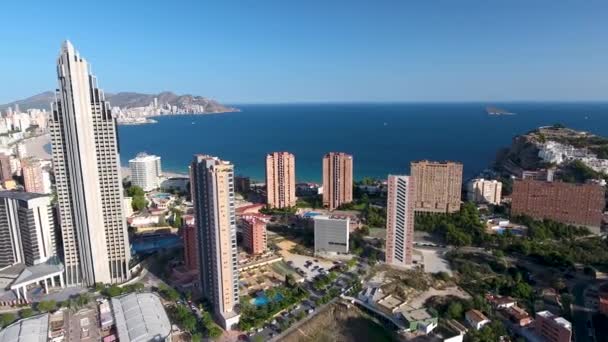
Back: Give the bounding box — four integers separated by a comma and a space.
152, 193, 172, 199
251, 293, 284, 306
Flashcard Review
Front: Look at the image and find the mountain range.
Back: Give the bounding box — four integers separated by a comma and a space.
0, 91, 237, 113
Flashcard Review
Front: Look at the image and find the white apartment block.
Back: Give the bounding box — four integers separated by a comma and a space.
467, 178, 502, 205
385, 175, 415, 267
49, 41, 130, 286
314, 215, 349, 254
129, 153, 162, 192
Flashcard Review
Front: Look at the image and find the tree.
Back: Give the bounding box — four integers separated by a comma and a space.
37, 300, 57, 313
447, 302, 464, 319
0, 313, 16, 328
76, 293, 91, 307
19, 308, 35, 318
104, 284, 124, 297
132, 196, 148, 211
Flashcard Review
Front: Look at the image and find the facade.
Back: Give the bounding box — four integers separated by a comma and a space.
242, 216, 267, 255
0, 154, 11, 181
129, 153, 162, 192
183, 224, 199, 272
385, 175, 415, 267
21, 160, 46, 194
534, 311, 572, 342
313, 215, 349, 254
322, 152, 353, 210
190, 155, 240, 329
0, 191, 56, 268
49, 41, 130, 286
265, 152, 296, 208
466, 178, 502, 205
511, 179, 605, 228
411, 161, 463, 213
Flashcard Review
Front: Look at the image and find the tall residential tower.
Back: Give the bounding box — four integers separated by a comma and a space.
190, 155, 240, 329
385, 175, 415, 267
49, 41, 131, 286
265, 152, 296, 208
322, 152, 353, 210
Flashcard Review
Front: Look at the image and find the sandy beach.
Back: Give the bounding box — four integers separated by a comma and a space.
23, 134, 51, 160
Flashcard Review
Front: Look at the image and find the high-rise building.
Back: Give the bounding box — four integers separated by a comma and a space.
385, 175, 415, 267
322, 152, 353, 210
242, 216, 267, 255
511, 179, 604, 229
410, 161, 463, 213
534, 311, 572, 342
235, 176, 251, 194
183, 224, 199, 272
190, 155, 239, 329
265, 152, 296, 208
313, 215, 349, 255
129, 153, 162, 192
0, 154, 11, 181
49, 41, 130, 286
466, 178, 502, 205
0, 191, 56, 268
21, 160, 45, 194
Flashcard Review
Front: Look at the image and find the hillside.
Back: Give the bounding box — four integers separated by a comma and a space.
0, 91, 237, 113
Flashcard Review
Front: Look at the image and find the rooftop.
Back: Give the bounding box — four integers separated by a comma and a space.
0, 191, 49, 202
399, 306, 434, 322
112, 292, 171, 342
0, 314, 49, 342
466, 309, 489, 323
377, 295, 406, 311
536, 310, 572, 330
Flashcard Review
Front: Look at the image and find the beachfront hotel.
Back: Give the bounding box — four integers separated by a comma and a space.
190, 155, 240, 329
49, 41, 131, 286
410, 160, 463, 214
129, 152, 162, 192
322, 152, 353, 210
265, 152, 296, 208
385, 175, 415, 267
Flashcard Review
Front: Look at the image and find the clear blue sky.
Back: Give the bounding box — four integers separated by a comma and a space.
1, 0, 607, 104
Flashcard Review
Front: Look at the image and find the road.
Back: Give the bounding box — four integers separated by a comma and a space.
572, 281, 595, 342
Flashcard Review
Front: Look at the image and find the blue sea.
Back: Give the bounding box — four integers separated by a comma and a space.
117, 103, 608, 182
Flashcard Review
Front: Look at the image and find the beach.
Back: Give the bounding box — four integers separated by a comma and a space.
23, 134, 51, 160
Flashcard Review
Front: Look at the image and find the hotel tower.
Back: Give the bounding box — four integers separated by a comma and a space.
385, 175, 415, 266
50, 41, 131, 286
190, 155, 240, 329
322, 152, 353, 210
265, 152, 296, 208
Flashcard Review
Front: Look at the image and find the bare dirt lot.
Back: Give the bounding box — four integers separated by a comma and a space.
281, 301, 397, 342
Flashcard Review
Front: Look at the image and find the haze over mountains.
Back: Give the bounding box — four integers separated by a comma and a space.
0, 91, 236, 113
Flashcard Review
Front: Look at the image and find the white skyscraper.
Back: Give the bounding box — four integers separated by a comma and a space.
49, 41, 131, 286
129, 153, 162, 192
385, 175, 415, 267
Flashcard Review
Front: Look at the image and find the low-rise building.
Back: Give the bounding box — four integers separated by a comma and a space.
111, 292, 172, 342
399, 307, 438, 334
376, 294, 408, 315
534, 310, 571, 342
465, 309, 491, 330
486, 294, 516, 309
313, 215, 349, 255
0, 313, 49, 341
504, 305, 533, 327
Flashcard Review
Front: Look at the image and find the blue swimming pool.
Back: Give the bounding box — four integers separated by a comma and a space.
251, 293, 284, 306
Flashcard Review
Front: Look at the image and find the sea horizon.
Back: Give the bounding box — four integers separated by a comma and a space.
113, 102, 608, 183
